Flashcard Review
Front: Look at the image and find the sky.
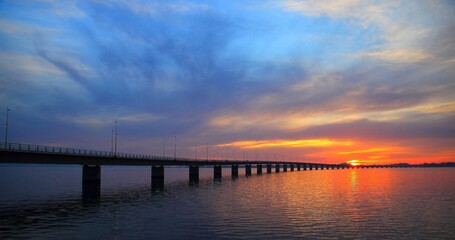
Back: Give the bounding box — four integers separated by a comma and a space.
0, 0, 454, 165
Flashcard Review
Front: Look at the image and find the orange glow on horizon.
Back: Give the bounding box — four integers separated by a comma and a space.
217, 139, 353, 149
213, 137, 454, 165
337, 147, 407, 155
347, 160, 361, 166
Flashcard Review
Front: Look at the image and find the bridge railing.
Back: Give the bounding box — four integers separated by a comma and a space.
0, 142, 194, 161
0, 142, 315, 164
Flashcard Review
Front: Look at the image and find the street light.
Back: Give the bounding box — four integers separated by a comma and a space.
4, 106, 10, 147
114, 120, 118, 156
111, 128, 114, 154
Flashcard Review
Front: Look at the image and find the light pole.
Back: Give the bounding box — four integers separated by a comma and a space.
114, 121, 118, 156
206, 143, 208, 161
4, 106, 10, 147
111, 128, 114, 154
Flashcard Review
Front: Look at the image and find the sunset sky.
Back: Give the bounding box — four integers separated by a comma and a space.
1, 0, 454, 165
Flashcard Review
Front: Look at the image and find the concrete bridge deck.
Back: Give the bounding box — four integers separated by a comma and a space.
0, 142, 415, 199
0, 142, 321, 167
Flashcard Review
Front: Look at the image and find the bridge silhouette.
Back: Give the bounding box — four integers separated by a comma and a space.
0, 142, 404, 197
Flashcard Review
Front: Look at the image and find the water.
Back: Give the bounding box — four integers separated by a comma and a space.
1, 165, 454, 239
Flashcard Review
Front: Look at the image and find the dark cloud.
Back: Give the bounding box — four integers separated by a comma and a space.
1, 0, 454, 163
297, 116, 455, 140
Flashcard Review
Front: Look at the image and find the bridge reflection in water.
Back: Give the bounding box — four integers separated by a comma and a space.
0, 142, 408, 197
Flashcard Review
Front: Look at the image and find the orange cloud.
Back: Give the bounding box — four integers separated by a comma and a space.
218, 139, 352, 149
337, 147, 407, 155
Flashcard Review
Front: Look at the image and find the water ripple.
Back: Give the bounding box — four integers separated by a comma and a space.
1, 168, 454, 239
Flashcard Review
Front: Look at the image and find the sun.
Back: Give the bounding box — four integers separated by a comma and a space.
347, 160, 361, 166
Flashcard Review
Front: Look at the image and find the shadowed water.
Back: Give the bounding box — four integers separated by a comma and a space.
1, 166, 454, 239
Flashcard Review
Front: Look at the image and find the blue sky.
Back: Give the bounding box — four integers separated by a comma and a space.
1, 0, 454, 164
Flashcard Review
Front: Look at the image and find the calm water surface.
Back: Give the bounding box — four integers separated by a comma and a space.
0, 165, 454, 239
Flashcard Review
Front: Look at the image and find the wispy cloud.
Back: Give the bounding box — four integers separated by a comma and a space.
219, 139, 352, 149
360, 49, 432, 62
68, 113, 164, 126
1, 0, 454, 163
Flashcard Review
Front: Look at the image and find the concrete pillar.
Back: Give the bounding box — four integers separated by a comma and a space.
245, 164, 252, 176
267, 164, 272, 173
315, 165, 319, 170
83, 165, 101, 182
304, 164, 307, 170
309, 164, 313, 170
152, 165, 164, 192
275, 164, 280, 172
82, 165, 101, 201
297, 164, 301, 171
331, 165, 335, 170
290, 164, 294, 171
214, 165, 222, 179
231, 165, 239, 178
257, 164, 262, 175
336, 165, 340, 169
283, 164, 288, 172
189, 165, 199, 183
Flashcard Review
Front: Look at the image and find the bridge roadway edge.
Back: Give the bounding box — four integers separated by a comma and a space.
0, 150, 320, 167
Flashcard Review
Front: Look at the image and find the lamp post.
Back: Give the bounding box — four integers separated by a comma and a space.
4, 106, 10, 147
206, 143, 208, 161
111, 128, 114, 154
114, 121, 118, 156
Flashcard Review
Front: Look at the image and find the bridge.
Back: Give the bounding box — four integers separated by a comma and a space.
0, 142, 399, 197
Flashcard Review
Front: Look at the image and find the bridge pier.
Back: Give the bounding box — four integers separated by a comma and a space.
283, 164, 288, 172
267, 164, 272, 173
275, 164, 280, 172
83, 165, 101, 183
257, 164, 262, 175
231, 165, 239, 178
245, 164, 252, 176
152, 165, 164, 191
304, 164, 307, 170
82, 165, 101, 201
214, 165, 222, 179
297, 164, 301, 171
189, 166, 199, 183
290, 164, 294, 171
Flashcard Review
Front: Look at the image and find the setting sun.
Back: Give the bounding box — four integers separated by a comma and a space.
347, 160, 361, 166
